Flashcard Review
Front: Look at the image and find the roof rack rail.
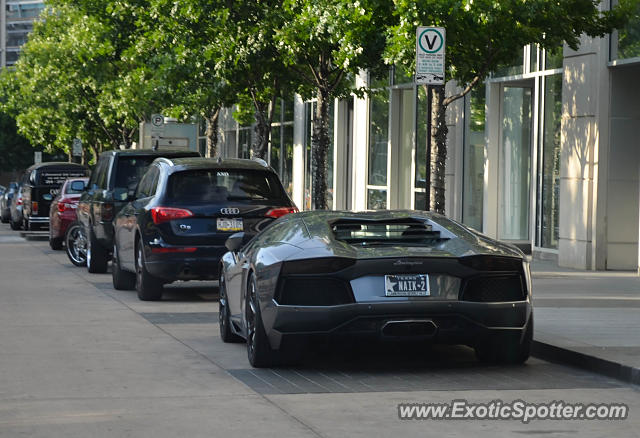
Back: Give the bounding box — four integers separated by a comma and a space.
251, 157, 269, 167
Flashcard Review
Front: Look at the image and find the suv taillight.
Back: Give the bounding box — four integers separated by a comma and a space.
151, 207, 193, 225
265, 207, 298, 219
32, 201, 38, 215
58, 198, 74, 212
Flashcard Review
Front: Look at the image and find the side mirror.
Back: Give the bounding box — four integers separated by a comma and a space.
225, 232, 245, 253
70, 180, 86, 192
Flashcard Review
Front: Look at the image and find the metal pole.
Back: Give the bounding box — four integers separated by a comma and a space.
425, 84, 432, 211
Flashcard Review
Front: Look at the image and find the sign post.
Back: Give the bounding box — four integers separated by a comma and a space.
150, 114, 165, 151
34, 151, 42, 165
72, 138, 83, 161
416, 26, 446, 211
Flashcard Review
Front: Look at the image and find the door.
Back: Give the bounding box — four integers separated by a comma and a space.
498, 85, 533, 241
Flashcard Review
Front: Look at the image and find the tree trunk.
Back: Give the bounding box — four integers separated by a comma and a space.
312, 86, 330, 210
206, 107, 220, 158
252, 99, 271, 160
429, 85, 448, 214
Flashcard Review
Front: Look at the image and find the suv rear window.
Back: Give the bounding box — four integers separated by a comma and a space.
167, 169, 285, 203
114, 157, 156, 190
38, 170, 88, 186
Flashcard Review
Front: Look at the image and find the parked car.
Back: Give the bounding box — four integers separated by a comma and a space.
21, 162, 90, 230
219, 210, 533, 367
49, 177, 89, 250
9, 184, 24, 231
0, 182, 19, 223
112, 157, 298, 301
77, 149, 200, 273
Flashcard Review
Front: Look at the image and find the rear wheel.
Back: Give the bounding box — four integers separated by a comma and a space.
86, 227, 108, 273
112, 243, 136, 290
219, 273, 242, 343
1, 211, 9, 223
49, 226, 63, 250
10, 217, 21, 230
475, 317, 533, 365
246, 275, 278, 367
135, 241, 163, 301
65, 222, 87, 267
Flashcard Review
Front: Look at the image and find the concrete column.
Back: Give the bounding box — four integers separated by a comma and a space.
292, 94, 305, 210
559, 34, 611, 269
351, 70, 369, 211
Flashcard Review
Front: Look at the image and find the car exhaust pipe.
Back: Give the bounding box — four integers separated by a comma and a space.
381, 319, 437, 338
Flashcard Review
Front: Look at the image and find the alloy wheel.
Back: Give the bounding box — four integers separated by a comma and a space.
246, 280, 257, 358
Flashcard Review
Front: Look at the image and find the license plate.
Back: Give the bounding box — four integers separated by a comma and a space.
217, 218, 243, 232
384, 274, 430, 297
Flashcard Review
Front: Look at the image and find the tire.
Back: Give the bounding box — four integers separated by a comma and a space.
112, 242, 136, 290
65, 222, 88, 267
219, 273, 243, 343
10, 218, 21, 230
246, 274, 278, 367
135, 240, 163, 301
86, 227, 108, 273
1, 211, 9, 223
475, 317, 533, 365
49, 236, 63, 250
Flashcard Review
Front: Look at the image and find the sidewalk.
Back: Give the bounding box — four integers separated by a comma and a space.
530, 260, 640, 385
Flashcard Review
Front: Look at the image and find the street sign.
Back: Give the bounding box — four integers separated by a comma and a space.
415, 26, 446, 85
151, 114, 164, 128
34, 151, 42, 164
72, 138, 83, 157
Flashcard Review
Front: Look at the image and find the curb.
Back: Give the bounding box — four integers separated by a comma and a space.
532, 340, 640, 386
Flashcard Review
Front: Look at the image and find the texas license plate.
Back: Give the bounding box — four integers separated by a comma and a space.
384, 274, 430, 297
217, 218, 243, 232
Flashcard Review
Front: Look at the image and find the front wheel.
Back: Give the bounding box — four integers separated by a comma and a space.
246, 275, 278, 367
135, 241, 163, 301
65, 222, 87, 267
219, 273, 242, 343
86, 227, 108, 273
112, 243, 136, 290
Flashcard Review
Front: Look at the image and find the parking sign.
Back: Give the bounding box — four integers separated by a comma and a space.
415, 27, 446, 85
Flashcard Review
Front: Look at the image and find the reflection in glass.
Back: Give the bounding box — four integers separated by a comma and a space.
500, 87, 532, 240
462, 84, 486, 231
367, 189, 387, 210
539, 74, 562, 249
367, 91, 389, 187
617, 2, 640, 59
493, 49, 524, 77
304, 101, 334, 209
414, 192, 426, 212
545, 46, 563, 70
415, 86, 427, 190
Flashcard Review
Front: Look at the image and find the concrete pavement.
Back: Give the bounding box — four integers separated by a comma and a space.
0, 226, 638, 437
531, 260, 640, 384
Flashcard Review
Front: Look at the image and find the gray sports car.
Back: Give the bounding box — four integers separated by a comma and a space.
219, 210, 533, 367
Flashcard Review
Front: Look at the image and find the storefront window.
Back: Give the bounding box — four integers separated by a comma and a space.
544, 46, 563, 70
538, 74, 562, 249
415, 86, 428, 193
462, 84, 486, 231
616, 2, 640, 59
270, 98, 294, 197
367, 90, 389, 209
304, 101, 334, 209
500, 86, 532, 240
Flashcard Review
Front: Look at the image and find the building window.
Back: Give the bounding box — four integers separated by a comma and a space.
270, 98, 294, 197
462, 83, 486, 231
544, 46, 563, 70
537, 74, 562, 249
612, 1, 640, 60
366, 89, 389, 209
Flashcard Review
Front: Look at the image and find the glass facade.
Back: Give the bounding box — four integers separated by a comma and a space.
4, 2, 45, 67
462, 84, 486, 231
366, 90, 389, 209
500, 86, 532, 240
304, 101, 334, 210
537, 74, 562, 249
614, 1, 640, 59
270, 99, 294, 197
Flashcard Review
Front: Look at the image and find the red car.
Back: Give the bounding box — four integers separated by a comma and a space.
49, 178, 89, 250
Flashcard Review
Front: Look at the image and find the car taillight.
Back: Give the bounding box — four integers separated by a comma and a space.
265, 207, 298, 219
151, 207, 194, 225
32, 201, 38, 215
16, 197, 22, 206
58, 199, 75, 212
101, 203, 114, 222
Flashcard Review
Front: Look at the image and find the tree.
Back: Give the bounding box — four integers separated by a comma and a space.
276, 0, 390, 209
385, 0, 638, 213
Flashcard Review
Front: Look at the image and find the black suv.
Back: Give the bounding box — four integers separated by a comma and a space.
21, 162, 90, 230
112, 157, 297, 301
77, 149, 200, 273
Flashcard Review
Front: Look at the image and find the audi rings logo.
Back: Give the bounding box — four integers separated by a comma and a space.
220, 208, 240, 215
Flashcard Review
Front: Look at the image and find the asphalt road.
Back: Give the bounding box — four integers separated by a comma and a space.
0, 224, 638, 437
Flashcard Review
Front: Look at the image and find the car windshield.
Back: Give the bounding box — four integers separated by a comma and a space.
114, 157, 156, 190
167, 169, 284, 203
331, 219, 450, 246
